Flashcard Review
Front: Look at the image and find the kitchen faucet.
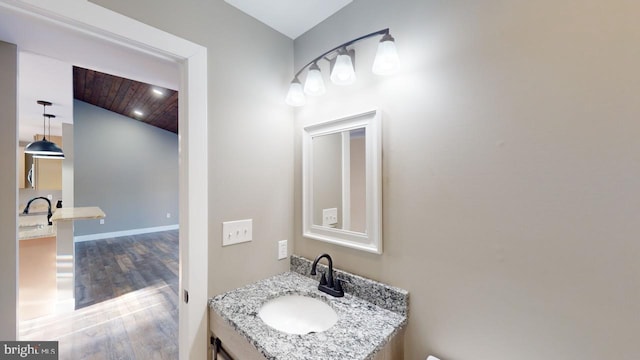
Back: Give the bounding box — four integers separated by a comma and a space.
310, 253, 344, 297
22, 197, 53, 225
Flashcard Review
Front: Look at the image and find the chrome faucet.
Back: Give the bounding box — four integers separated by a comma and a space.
310, 253, 344, 297
22, 197, 53, 225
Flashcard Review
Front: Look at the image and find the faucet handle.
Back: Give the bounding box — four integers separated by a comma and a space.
319, 272, 328, 286
334, 278, 343, 292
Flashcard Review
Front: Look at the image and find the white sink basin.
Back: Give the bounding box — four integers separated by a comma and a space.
258, 295, 338, 335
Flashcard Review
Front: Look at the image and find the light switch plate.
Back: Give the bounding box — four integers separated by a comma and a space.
278, 240, 287, 260
222, 219, 253, 246
322, 208, 338, 227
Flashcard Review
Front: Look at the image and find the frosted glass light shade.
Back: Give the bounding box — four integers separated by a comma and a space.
286, 78, 306, 106
330, 51, 356, 86
372, 34, 400, 75
304, 64, 325, 96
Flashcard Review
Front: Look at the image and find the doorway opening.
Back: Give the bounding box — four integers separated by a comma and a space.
19, 67, 181, 357
1, 1, 209, 358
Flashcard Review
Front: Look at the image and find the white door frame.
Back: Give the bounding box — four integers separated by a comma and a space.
1, 1, 209, 359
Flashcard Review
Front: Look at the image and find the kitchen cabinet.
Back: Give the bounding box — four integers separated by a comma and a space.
19, 236, 57, 320
35, 156, 62, 190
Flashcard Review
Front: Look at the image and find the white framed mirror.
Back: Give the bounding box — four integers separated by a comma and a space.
302, 109, 382, 254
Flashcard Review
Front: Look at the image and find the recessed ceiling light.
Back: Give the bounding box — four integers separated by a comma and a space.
133, 110, 144, 116
152, 88, 164, 96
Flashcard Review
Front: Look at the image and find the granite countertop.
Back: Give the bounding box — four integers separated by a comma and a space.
18, 213, 56, 240
19, 223, 56, 240
209, 256, 408, 360
50, 206, 106, 222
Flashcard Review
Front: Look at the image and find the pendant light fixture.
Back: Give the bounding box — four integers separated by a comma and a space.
25, 100, 65, 159
286, 28, 399, 107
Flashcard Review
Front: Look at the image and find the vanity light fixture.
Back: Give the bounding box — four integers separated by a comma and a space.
25, 100, 65, 159
285, 77, 306, 107
330, 47, 356, 86
303, 63, 326, 96
286, 28, 399, 107
372, 33, 400, 75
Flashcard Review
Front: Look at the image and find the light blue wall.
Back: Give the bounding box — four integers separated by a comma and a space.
73, 99, 178, 236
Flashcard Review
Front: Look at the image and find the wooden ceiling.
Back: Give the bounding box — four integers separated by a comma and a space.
73, 67, 178, 133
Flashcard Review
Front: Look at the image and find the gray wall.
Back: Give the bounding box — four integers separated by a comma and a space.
0, 40, 17, 340
294, 1, 640, 359
90, 0, 295, 296
73, 100, 178, 236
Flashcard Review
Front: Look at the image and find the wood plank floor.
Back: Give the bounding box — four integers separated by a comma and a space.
19, 230, 179, 360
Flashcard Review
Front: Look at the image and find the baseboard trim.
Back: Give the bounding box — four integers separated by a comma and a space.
74, 224, 179, 242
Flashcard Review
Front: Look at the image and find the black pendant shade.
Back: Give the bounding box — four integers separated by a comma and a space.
24, 101, 65, 159
26, 139, 65, 158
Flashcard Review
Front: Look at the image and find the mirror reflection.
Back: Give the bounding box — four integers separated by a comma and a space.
312, 128, 366, 233
302, 109, 381, 254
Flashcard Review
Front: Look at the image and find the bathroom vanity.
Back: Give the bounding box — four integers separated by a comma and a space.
209, 255, 408, 360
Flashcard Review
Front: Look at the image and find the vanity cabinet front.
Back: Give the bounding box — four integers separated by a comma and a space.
211, 309, 404, 360
210, 310, 266, 360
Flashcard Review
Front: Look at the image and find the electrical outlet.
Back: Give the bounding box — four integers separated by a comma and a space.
166, 212, 171, 218
222, 219, 253, 246
278, 240, 287, 260
46, 194, 53, 200
99, 219, 105, 225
